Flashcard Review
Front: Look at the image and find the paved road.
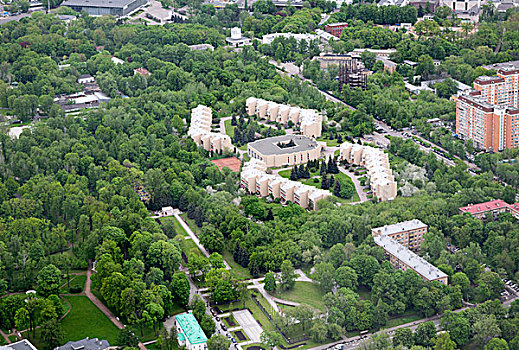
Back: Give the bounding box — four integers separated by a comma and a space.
0, 13, 31, 25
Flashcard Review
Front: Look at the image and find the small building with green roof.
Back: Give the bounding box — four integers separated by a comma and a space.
175, 312, 208, 350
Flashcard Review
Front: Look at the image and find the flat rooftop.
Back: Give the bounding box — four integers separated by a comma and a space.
62, 0, 137, 7
483, 60, 519, 71
248, 135, 320, 155
372, 219, 427, 236
1, 340, 38, 350
374, 235, 447, 282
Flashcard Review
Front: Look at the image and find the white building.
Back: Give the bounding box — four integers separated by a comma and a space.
246, 97, 323, 138
240, 159, 331, 210
226, 27, 252, 47
188, 105, 233, 153
175, 312, 208, 350
339, 142, 397, 201
77, 74, 95, 84
262, 33, 321, 45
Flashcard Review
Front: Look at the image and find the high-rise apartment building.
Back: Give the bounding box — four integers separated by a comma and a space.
456, 63, 519, 151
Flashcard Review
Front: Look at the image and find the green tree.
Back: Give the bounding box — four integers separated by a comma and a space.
37, 265, 62, 297
279, 260, 296, 290
41, 320, 64, 350
414, 321, 437, 347
393, 328, 414, 348
264, 272, 277, 293
261, 330, 283, 349
207, 334, 231, 350
485, 338, 509, 350
171, 272, 190, 306
434, 332, 456, 350
117, 328, 140, 348
312, 262, 335, 293
335, 266, 358, 290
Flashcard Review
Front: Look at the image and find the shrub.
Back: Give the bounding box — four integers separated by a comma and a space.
69, 286, 82, 293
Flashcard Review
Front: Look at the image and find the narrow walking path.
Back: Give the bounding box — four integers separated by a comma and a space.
0, 329, 11, 344
338, 166, 368, 203
85, 263, 147, 350
220, 116, 232, 135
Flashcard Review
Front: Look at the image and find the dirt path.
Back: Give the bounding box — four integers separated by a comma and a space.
0, 329, 11, 344
85, 263, 147, 350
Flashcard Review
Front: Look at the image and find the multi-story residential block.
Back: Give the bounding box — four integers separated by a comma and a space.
338, 142, 397, 201
188, 105, 233, 153
248, 135, 324, 168
372, 219, 428, 250
324, 22, 348, 38
459, 199, 519, 219
262, 33, 321, 45
456, 62, 519, 151
175, 313, 208, 350
240, 160, 330, 210
372, 220, 448, 285
246, 97, 323, 138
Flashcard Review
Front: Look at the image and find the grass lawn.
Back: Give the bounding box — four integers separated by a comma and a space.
224, 119, 235, 137
239, 144, 247, 151
223, 250, 252, 280
384, 312, 422, 329
180, 238, 203, 257
61, 296, 119, 344
60, 274, 87, 293
272, 282, 325, 311
167, 216, 189, 237
316, 137, 339, 147
8, 335, 18, 343
357, 286, 372, 300
180, 214, 200, 235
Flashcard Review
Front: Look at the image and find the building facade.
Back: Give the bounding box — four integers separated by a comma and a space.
246, 97, 323, 138
188, 105, 233, 153
456, 63, 519, 151
247, 135, 324, 168
372, 220, 448, 285
459, 199, 519, 219
324, 22, 348, 38
240, 159, 330, 210
338, 142, 397, 201
175, 313, 208, 350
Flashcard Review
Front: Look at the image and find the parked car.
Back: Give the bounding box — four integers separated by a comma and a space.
221, 324, 227, 331
215, 316, 220, 322
231, 338, 237, 344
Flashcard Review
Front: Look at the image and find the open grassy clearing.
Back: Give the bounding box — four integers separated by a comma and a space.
272, 282, 325, 311
223, 250, 252, 280
60, 274, 87, 293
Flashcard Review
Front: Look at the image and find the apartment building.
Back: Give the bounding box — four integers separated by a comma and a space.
338, 142, 397, 201
188, 105, 233, 153
372, 220, 448, 285
372, 219, 428, 250
456, 62, 519, 151
175, 312, 208, 350
262, 33, 321, 45
246, 97, 323, 138
459, 199, 519, 220
240, 160, 330, 210
324, 22, 348, 38
248, 135, 324, 168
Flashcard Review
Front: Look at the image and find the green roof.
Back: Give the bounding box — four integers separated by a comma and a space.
175, 313, 208, 345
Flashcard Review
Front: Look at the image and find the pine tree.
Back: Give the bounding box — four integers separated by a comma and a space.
327, 158, 334, 173
250, 260, 260, 277
179, 195, 187, 211
329, 175, 335, 187
240, 246, 249, 267
290, 168, 298, 181
337, 133, 343, 144
248, 126, 255, 142
321, 175, 328, 189
187, 203, 196, 219
333, 180, 341, 197
234, 128, 242, 146
231, 115, 237, 126
304, 165, 310, 179
320, 161, 327, 175
233, 241, 242, 265
266, 208, 274, 221
194, 206, 205, 227
329, 131, 334, 140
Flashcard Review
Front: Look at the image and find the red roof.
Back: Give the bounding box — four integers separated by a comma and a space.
459, 199, 509, 214
134, 68, 151, 77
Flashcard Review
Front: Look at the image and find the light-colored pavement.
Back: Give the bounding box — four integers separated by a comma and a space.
220, 116, 232, 135
338, 166, 369, 203
233, 310, 263, 343
294, 269, 313, 282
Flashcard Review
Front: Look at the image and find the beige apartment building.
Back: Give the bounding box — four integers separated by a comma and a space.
240, 159, 330, 210
188, 105, 233, 153
246, 97, 322, 138
248, 135, 324, 168
339, 142, 397, 201
372, 220, 448, 285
